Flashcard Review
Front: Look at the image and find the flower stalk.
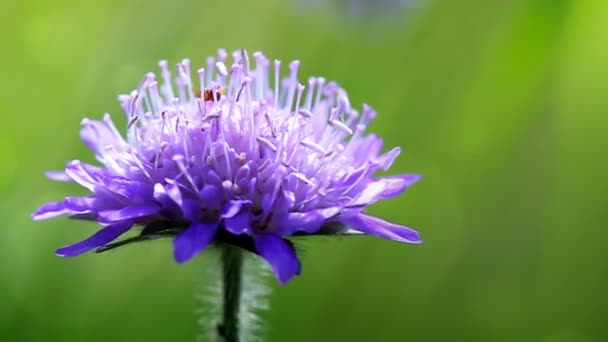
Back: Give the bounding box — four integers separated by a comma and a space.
220, 245, 244, 342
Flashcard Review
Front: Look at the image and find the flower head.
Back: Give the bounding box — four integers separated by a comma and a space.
32, 49, 421, 284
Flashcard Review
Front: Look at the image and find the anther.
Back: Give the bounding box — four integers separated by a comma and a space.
298, 109, 312, 118
217, 48, 228, 62
300, 140, 327, 155
127, 115, 139, 129
216, 61, 228, 77
329, 119, 353, 135
292, 173, 315, 186
235, 77, 251, 103
257, 136, 278, 152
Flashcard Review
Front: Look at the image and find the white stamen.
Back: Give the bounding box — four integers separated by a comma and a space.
300, 140, 327, 155
257, 136, 278, 152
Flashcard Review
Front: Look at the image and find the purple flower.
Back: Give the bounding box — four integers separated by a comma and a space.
32, 49, 421, 284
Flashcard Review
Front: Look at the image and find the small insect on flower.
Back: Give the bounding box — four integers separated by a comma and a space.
31, 49, 422, 285
196, 87, 227, 102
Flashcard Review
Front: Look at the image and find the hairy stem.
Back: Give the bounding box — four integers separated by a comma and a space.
220, 245, 243, 342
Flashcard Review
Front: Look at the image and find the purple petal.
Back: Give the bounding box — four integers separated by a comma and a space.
281, 211, 325, 235
173, 222, 218, 263
355, 134, 383, 161
31, 202, 69, 221
80, 118, 117, 153
164, 180, 183, 206
235, 164, 251, 181
180, 199, 201, 221
63, 196, 96, 211
199, 184, 221, 208
254, 234, 301, 284
98, 204, 159, 222
375, 146, 401, 171
96, 175, 154, 203
221, 200, 252, 219
63, 196, 119, 212
65, 159, 106, 192
80, 162, 106, 175
340, 214, 421, 244
224, 211, 252, 235
277, 207, 340, 235
55, 221, 134, 257
340, 166, 372, 189
205, 169, 223, 187
221, 200, 253, 234
45, 170, 71, 182
153, 183, 181, 213
350, 174, 421, 206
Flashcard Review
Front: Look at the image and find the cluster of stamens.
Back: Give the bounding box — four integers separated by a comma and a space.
84, 49, 394, 223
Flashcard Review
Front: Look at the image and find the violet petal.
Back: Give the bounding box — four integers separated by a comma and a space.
44, 170, 71, 182
341, 214, 422, 244
64, 160, 98, 191
221, 200, 252, 219
224, 211, 252, 235
31, 201, 69, 221
55, 221, 134, 257
98, 204, 159, 222
199, 184, 221, 208
173, 222, 219, 263
281, 210, 325, 235
254, 234, 301, 284
153, 183, 181, 214
350, 174, 421, 206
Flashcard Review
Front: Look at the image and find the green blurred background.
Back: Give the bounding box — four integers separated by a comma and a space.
1, 0, 607, 341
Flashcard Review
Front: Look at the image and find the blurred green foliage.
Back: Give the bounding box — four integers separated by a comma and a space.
1, 0, 607, 341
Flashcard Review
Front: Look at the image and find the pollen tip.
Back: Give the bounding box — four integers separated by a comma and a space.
217, 48, 228, 60
230, 63, 242, 74
216, 62, 228, 77
298, 109, 312, 118
66, 159, 80, 168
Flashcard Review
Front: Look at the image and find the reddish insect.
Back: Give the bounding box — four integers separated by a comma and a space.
195, 87, 226, 102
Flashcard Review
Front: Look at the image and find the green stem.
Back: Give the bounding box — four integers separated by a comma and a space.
220, 245, 243, 342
